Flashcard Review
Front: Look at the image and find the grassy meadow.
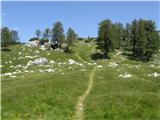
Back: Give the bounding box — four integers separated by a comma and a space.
1, 40, 160, 120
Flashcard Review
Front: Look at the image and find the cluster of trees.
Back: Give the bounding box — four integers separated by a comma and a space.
2, 19, 159, 61
129, 19, 159, 61
1, 27, 20, 49
97, 19, 160, 61
31, 21, 77, 50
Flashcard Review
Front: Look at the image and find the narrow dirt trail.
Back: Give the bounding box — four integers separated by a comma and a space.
72, 67, 96, 120
113, 50, 122, 58
75, 53, 89, 64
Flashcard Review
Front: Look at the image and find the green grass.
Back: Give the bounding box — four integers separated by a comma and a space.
84, 48, 160, 120
2, 70, 92, 119
1, 41, 160, 120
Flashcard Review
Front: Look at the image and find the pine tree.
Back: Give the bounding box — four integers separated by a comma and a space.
135, 20, 147, 59
123, 23, 132, 48
130, 19, 138, 57
51, 21, 65, 46
65, 28, 77, 52
112, 23, 124, 49
97, 19, 113, 58
10, 30, 20, 44
67, 28, 77, 45
1, 27, 12, 49
35, 29, 41, 39
130, 19, 160, 61
43, 28, 50, 40
144, 20, 160, 61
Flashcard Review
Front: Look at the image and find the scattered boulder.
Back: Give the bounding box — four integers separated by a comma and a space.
39, 69, 44, 73
4, 72, 12, 76
149, 64, 155, 67
14, 64, 22, 68
34, 50, 40, 54
93, 63, 97, 65
119, 73, 132, 78
135, 65, 141, 69
45, 68, 54, 72
9, 61, 12, 64
27, 40, 40, 47
10, 75, 17, 78
24, 70, 29, 73
18, 56, 23, 60
16, 70, 22, 73
76, 63, 83, 66
18, 52, 22, 55
148, 72, 160, 77
40, 45, 46, 51
88, 63, 92, 65
30, 70, 35, 73
24, 58, 48, 69
108, 62, 118, 68
97, 65, 103, 68
12, 72, 17, 74
49, 60, 55, 64
29, 58, 48, 65
25, 56, 34, 59
68, 59, 76, 64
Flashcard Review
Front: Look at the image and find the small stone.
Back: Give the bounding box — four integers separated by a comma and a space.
45, 69, 54, 72
10, 75, 17, 78
97, 65, 103, 68
119, 73, 132, 78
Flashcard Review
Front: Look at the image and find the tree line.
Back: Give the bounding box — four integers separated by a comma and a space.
97, 19, 160, 61
1, 19, 160, 61
1, 27, 20, 49
30, 21, 77, 52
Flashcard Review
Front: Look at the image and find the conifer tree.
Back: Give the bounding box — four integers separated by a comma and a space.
97, 19, 113, 58
51, 21, 65, 46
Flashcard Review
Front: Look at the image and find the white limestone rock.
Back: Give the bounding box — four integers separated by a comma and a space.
97, 65, 103, 68
45, 68, 54, 72
148, 72, 160, 77
108, 62, 118, 68
29, 58, 48, 66
68, 59, 76, 64
119, 73, 132, 78
10, 75, 17, 78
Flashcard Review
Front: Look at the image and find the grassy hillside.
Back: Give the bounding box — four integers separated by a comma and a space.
1, 41, 160, 120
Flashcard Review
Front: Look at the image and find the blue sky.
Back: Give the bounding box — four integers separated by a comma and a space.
2, 1, 159, 43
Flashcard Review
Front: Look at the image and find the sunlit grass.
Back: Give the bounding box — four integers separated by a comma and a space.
1, 41, 160, 119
